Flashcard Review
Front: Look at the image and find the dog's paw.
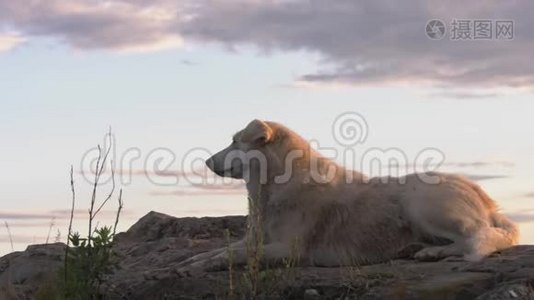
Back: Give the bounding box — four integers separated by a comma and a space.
176, 249, 225, 268
175, 255, 227, 277
440, 256, 465, 262
396, 243, 426, 259
414, 246, 446, 262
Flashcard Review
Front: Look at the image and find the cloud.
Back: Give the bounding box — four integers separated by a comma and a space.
0, 211, 57, 220
426, 91, 503, 100
506, 209, 534, 224
83, 168, 203, 178
0, 0, 183, 52
1, 0, 532, 91
171, 208, 245, 216
387, 160, 515, 170
463, 174, 509, 181
49, 209, 134, 218
442, 161, 515, 168
189, 181, 245, 190
97, 167, 243, 184
1, 221, 64, 228
150, 181, 246, 197
82, 166, 246, 196
0, 209, 131, 221
181, 0, 534, 90
150, 188, 245, 197
180, 59, 198, 66
0, 235, 47, 244
0, 32, 25, 51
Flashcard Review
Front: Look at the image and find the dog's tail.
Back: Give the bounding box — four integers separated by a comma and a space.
474, 182, 519, 246
465, 184, 519, 261
466, 211, 519, 261
489, 211, 520, 247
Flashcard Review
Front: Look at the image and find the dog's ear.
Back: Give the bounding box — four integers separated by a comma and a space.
240, 119, 273, 144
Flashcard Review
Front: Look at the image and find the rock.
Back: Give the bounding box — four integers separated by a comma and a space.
475, 281, 534, 299
116, 211, 246, 243
305, 288, 321, 298
1, 212, 534, 299
0, 243, 65, 299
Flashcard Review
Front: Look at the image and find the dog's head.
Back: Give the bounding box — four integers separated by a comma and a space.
206, 119, 277, 180
206, 119, 343, 185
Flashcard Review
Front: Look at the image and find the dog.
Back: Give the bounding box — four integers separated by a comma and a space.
177, 119, 518, 273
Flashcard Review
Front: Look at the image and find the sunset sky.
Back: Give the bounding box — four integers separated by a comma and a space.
1, 0, 534, 255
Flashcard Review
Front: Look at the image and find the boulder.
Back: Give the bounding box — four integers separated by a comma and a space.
1, 211, 533, 299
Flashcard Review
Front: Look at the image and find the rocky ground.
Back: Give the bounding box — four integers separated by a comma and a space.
1, 211, 533, 299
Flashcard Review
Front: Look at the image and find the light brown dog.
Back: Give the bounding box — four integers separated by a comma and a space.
177, 119, 519, 272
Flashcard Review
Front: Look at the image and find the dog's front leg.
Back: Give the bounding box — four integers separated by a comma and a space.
176, 239, 246, 268
175, 242, 291, 277
226, 242, 293, 267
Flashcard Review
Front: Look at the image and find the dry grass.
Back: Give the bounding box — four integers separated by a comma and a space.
220, 185, 303, 299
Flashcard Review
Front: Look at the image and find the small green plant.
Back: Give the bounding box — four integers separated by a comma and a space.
63, 225, 120, 299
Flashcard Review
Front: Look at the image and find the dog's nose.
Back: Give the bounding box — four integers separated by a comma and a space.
206, 157, 215, 170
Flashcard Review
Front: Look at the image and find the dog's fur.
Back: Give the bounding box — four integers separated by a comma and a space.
177, 120, 519, 272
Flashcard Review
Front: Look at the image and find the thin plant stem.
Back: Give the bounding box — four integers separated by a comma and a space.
65, 165, 76, 283
4, 222, 14, 252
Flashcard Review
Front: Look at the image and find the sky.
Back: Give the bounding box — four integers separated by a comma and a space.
1, 0, 533, 255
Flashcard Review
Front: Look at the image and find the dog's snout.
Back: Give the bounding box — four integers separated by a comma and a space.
205, 157, 215, 170
206, 156, 226, 176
